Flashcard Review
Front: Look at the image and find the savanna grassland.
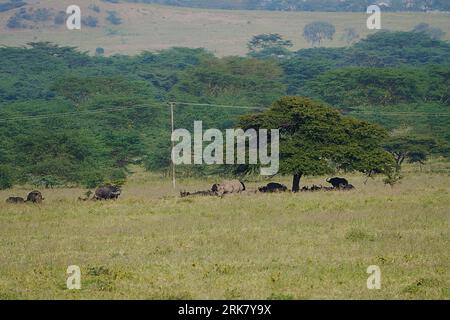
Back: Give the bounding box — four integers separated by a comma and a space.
0, 0, 449, 302
0, 169, 448, 300
1, 0, 450, 56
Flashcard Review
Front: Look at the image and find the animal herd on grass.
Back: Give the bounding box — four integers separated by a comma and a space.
4, 177, 354, 204
5, 184, 121, 204
6, 190, 44, 204
181, 177, 354, 198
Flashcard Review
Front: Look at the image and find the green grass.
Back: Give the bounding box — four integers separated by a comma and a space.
0, 171, 449, 299
0, 0, 449, 56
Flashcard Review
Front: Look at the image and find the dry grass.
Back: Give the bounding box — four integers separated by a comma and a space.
0, 171, 449, 299
0, 1, 449, 56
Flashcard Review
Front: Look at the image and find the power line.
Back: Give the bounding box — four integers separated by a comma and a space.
170, 101, 266, 110
347, 111, 450, 117
173, 102, 450, 116
0, 101, 261, 123
1, 101, 449, 123
0, 104, 167, 123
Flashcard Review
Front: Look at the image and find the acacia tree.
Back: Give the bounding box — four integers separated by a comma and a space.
412, 23, 446, 40
247, 33, 293, 58
248, 33, 293, 51
303, 22, 336, 46
341, 27, 360, 45
384, 135, 437, 170
239, 96, 394, 192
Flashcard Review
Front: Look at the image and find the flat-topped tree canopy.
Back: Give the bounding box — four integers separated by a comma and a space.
239, 96, 395, 192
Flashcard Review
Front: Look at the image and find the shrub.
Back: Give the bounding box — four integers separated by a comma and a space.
33, 8, 51, 21
0, 166, 14, 190
6, 15, 25, 29
82, 16, 98, 28
106, 10, 122, 25
89, 5, 101, 13
0, 1, 26, 13
95, 47, 105, 56
28, 175, 63, 188
54, 11, 66, 25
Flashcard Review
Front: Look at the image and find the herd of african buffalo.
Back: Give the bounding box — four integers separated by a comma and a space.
6, 190, 44, 204
5, 177, 354, 204
181, 177, 354, 198
5, 184, 122, 204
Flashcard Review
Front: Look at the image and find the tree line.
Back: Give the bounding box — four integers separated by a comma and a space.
0, 31, 449, 189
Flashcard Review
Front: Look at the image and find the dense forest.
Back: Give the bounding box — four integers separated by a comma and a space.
124, 0, 450, 12
0, 31, 449, 188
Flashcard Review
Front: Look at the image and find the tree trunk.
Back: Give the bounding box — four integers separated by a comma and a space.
292, 173, 302, 193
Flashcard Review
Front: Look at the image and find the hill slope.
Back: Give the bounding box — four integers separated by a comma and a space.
0, 0, 449, 56
121, 0, 450, 12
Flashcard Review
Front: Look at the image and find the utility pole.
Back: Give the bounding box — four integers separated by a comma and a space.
170, 102, 176, 189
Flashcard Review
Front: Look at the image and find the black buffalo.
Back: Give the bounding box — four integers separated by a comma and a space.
94, 185, 121, 200
259, 182, 288, 193
326, 177, 349, 189
6, 197, 25, 204
180, 190, 215, 198
27, 191, 44, 203
340, 184, 355, 191
301, 184, 323, 192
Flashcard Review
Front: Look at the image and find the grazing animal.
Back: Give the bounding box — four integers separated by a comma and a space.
212, 180, 246, 197
301, 184, 323, 192
94, 184, 121, 200
326, 177, 349, 189
27, 191, 44, 203
259, 182, 288, 193
180, 190, 215, 198
180, 191, 190, 198
340, 184, 355, 191
6, 197, 25, 204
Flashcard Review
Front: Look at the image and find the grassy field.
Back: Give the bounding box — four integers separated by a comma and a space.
0, 1, 450, 56
0, 170, 449, 299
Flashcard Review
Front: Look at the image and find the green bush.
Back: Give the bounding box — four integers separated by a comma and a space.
0, 166, 14, 190
54, 11, 66, 25
106, 11, 122, 25
82, 16, 98, 28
